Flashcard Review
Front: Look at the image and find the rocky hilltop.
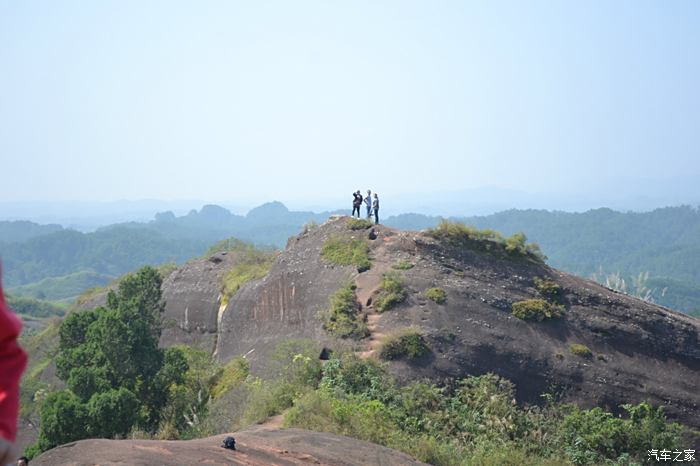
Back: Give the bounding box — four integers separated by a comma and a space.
158, 216, 698, 429
62, 216, 700, 430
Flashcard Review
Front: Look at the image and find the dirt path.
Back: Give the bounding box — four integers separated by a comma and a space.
355, 234, 394, 359
258, 413, 285, 430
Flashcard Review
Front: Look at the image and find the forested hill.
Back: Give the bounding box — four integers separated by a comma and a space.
1, 203, 699, 315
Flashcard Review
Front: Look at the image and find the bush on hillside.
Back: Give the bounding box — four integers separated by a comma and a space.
512, 299, 563, 321
220, 245, 275, 305
534, 277, 563, 302
427, 220, 546, 263
321, 236, 371, 272
347, 218, 373, 230
282, 356, 686, 466
6, 295, 66, 318
374, 272, 407, 313
321, 284, 369, 339
378, 327, 430, 360
569, 343, 593, 358
424, 287, 447, 304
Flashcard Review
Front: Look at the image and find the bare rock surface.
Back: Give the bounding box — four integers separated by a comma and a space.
31, 427, 428, 466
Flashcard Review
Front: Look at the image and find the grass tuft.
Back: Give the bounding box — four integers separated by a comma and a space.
378, 327, 430, 360
569, 343, 593, 358
424, 287, 447, 304
374, 272, 407, 313
392, 260, 415, 270
347, 218, 374, 230
427, 220, 546, 263
321, 236, 371, 272
321, 284, 369, 339
512, 299, 562, 321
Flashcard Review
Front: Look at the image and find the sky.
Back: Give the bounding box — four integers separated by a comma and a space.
1, 1, 699, 212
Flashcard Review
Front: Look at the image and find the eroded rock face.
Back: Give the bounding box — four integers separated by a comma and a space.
214, 220, 357, 369
31, 427, 429, 466
159, 252, 239, 352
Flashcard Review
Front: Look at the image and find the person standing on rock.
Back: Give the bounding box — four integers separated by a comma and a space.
352, 190, 362, 218
365, 190, 372, 218
372, 193, 380, 225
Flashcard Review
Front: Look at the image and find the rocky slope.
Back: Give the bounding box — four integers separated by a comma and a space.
31, 426, 428, 466
207, 217, 699, 428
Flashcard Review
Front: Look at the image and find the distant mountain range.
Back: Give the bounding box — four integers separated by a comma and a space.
1, 202, 698, 316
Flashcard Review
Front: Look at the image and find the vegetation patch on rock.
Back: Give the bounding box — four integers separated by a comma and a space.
321, 284, 369, 339
321, 236, 371, 272
220, 243, 275, 305
424, 287, 447, 304
346, 218, 374, 230
570, 343, 593, 358
512, 298, 563, 321
534, 277, 563, 302
427, 220, 546, 262
373, 272, 407, 313
392, 260, 415, 270
378, 327, 430, 360
210, 357, 250, 399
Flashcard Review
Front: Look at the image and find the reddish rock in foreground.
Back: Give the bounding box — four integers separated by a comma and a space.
31, 427, 428, 466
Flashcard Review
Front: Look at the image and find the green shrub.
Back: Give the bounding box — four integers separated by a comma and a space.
511, 299, 562, 321
569, 343, 593, 358
347, 218, 373, 230
379, 327, 430, 360
239, 340, 322, 427
282, 355, 687, 466
426, 220, 546, 263
534, 277, 563, 302
220, 246, 275, 305
321, 284, 369, 339
6, 295, 67, 318
392, 260, 415, 270
321, 236, 371, 272
559, 402, 683, 465
210, 357, 250, 399
374, 272, 407, 313
425, 287, 447, 304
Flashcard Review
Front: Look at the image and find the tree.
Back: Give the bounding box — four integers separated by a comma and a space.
33, 266, 189, 453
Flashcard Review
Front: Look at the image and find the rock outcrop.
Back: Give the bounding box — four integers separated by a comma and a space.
31, 427, 428, 466
210, 217, 700, 429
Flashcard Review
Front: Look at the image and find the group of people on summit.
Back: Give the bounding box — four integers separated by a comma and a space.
352, 190, 380, 224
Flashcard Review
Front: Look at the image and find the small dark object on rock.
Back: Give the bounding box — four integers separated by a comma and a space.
368, 229, 377, 240
222, 436, 236, 450
319, 347, 332, 360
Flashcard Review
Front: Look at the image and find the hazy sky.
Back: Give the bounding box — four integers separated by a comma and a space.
1, 1, 699, 205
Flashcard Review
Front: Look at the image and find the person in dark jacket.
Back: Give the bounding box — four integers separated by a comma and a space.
372, 193, 380, 224
352, 191, 362, 218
